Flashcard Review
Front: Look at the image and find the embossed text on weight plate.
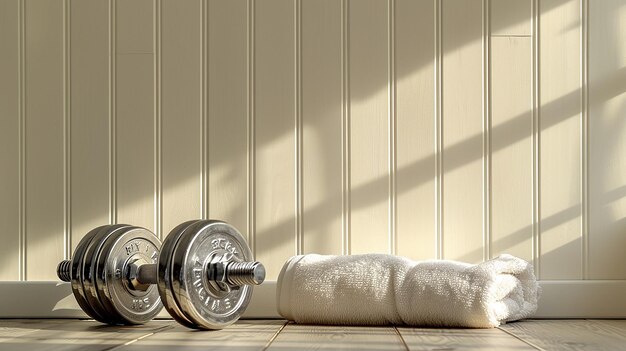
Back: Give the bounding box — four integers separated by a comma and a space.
191, 259, 236, 314
131, 297, 152, 311
211, 238, 238, 255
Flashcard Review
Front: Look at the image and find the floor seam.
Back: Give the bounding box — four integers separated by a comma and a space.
497, 325, 545, 351
103, 324, 174, 351
261, 320, 288, 351
392, 326, 410, 351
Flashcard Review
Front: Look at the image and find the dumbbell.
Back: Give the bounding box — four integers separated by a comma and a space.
56, 219, 265, 329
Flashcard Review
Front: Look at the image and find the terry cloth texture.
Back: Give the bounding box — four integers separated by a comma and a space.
277, 254, 539, 328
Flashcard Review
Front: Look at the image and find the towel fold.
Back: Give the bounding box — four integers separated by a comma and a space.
277, 254, 539, 328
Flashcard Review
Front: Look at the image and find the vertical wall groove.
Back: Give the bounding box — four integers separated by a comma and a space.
18, 0, 26, 280
204, 0, 210, 220
481, 0, 491, 261
247, 0, 256, 255
341, 0, 351, 255
109, 0, 117, 224
201, 0, 208, 220
154, 0, 162, 238
434, 0, 443, 260
531, 0, 541, 278
388, 0, 397, 255
581, 0, 589, 279
295, 0, 303, 255
63, 0, 71, 258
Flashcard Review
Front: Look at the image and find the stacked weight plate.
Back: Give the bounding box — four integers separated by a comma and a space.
68, 225, 163, 325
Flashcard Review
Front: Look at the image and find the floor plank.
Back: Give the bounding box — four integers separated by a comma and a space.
0, 319, 171, 351
116, 320, 286, 351
0, 320, 61, 340
587, 319, 626, 338
500, 320, 626, 351
398, 326, 537, 351
266, 323, 405, 350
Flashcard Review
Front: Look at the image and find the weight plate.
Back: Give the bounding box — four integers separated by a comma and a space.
170, 220, 254, 329
157, 220, 201, 329
82, 224, 132, 325
95, 226, 163, 324
70, 225, 110, 322
167, 220, 239, 329
93, 225, 143, 324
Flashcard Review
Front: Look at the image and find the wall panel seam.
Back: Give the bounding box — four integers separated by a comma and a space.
388, 0, 397, 256
434, 0, 443, 260
109, 0, 117, 225
531, 0, 540, 278
295, 0, 303, 255
247, 0, 256, 255
341, 0, 351, 255
18, 0, 26, 280
201, 0, 208, 220
154, 0, 162, 239
580, 0, 589, 280
482, 0, 491, 261
63, 0, 72, 258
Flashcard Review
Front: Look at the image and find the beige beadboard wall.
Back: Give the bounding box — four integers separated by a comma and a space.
0, 0, 625, 285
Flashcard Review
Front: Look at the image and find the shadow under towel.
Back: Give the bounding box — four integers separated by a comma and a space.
276, 254, 539, 328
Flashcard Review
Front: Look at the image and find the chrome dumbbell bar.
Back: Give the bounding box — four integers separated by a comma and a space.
56, 220, 265, 330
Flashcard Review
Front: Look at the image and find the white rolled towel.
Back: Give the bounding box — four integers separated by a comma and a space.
277, 254, 539, 328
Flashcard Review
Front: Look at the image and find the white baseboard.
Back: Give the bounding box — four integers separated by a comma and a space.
534, 280, 626, 318
0, 280, 624, 319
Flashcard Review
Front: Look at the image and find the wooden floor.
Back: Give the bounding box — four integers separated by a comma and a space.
1, 319, 625, 350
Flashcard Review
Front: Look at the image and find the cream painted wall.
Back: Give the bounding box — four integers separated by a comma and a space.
0, 0, 625, 292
